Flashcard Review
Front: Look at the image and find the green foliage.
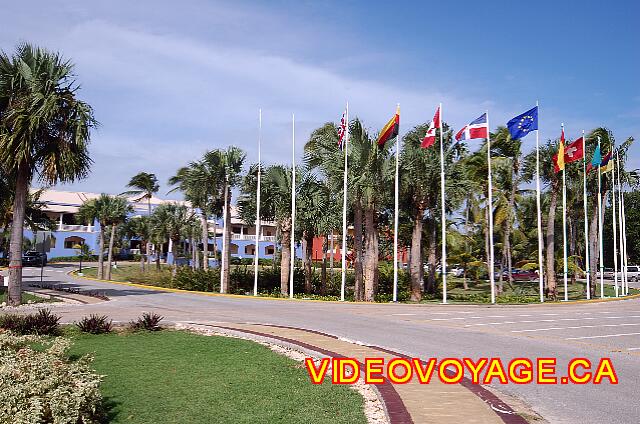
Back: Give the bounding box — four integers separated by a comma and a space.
171, 267, 219, 292
129, 312, 164, 332
0, 332, 103, 424
76, 315, 113, 334
0, 309, 60, 335
49, 255, 99, 262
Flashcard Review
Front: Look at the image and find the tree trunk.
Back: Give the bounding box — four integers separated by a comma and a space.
410, 208, 425, 301
363, 206, 379, 302
426, 218, 437, 294
280, 228, 291, 296
201, 212, 209, 270
329, 232, 334, 278
302, 232, 313, 293
7, 167, 29, 306
320, 254, 328, 295
569, 215, 577, 285
97, 226, 105, 280
106, 224, 116, 281
353, 201, 364, 301
221, 185, 232, 293
140, 247, 145, 272
156, 244, 162, 271
546, 187, 559, 300
172, 238, 179, 277
212, 219, 218, 264
484, 207, 491, 280
588, 193, 605, 298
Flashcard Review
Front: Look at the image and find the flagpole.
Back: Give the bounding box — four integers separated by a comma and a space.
487, 110, 496, 304
340, 103, 349, 302
392, 103, 400, 303
220, 173, 229, 293
535, 101, 545, 302
620, 162, 629, 295
253, 109, 262, 296
582, 130, 590, 299
439, 103, 447, 304
612, 148, 619, 297
597, 136, 604, 298
561, 123, 568, 301
617, 152, 626, 295
290, 113, 296, 299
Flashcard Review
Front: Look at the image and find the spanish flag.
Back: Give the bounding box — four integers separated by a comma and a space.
552, 128, 566, 173
376, 106, 400, 148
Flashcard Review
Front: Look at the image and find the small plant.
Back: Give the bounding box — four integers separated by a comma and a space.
0, 309, 60, 335
129, 312, 164, 331
77, 314, 113, 334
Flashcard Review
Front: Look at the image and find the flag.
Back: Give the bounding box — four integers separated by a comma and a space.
600, 152, 613, 173
455, 113, 488, 141
421, 105, 440, 148
337, 109, 347, 150
507, 106, 538, 139
377, 106, 400, 148
586, 145, 602, 174
553, 129, 566, 173
564, 137, 584, 164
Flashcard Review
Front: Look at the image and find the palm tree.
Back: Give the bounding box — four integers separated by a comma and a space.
150, 203, 194, 275
102, 196, 133, 281
123, 215, 151, 271
0, 44, 96, 305
400, 123, 469, 300
121, 172, 159, 264
239, 164, 296, 295
219, 147, 246, 293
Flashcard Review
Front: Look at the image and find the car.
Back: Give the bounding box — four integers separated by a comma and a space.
22, 251, 47, 266
626, 266, 640, 282
448, 265, 464, 277
511, 269, 538, 282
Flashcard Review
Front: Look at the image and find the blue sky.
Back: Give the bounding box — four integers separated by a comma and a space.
2, 0, 638, 198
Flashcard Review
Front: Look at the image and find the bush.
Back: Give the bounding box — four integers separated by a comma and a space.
0, 309, 60, 335
129, 312, 164, 331
171, 267, 219, 292
49, 255, 99, 263
76, 315, 113, 334
0, 332, 103, 423
0, 257, 8, 266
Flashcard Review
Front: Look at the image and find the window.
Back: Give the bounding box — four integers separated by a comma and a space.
64, 236, 85, 249
265, 246, 275, 255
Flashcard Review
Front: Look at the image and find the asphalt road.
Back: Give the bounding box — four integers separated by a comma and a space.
9, 264, 640, 424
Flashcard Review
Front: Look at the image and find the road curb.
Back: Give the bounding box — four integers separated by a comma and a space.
69, 268, 640, 307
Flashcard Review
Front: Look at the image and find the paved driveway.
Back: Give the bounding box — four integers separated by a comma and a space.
8, 264, 640, 424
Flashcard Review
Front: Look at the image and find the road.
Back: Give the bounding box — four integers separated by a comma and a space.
9, 264, 640, 423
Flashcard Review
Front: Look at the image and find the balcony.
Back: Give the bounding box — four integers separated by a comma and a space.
57, 224, 94, 232
230, 234, 276, 242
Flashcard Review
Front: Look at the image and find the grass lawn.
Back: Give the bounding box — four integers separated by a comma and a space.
68, 330, 366, 424
439, 277, 639, 303
0, 290, 57, 304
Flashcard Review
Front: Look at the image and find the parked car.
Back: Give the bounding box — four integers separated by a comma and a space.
511, 269, 539, 282
22, 251, 47, 266
448, 265, 464, 277
626, 266, 640, 282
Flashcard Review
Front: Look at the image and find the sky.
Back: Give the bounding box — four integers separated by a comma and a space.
1, 0, 638, 199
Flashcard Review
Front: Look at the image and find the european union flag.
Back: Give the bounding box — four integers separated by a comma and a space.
507, 106, 538, 140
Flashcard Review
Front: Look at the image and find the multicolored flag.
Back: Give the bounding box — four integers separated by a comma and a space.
421, 105, 441, 148
507, 106, 538, 139
376, 106, 400, 148
337, 109, 347, 150
600, 152, 613, 173
553, 128, 566, 173
455, 113, 488, 142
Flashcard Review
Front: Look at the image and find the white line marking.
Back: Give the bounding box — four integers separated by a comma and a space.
512, 323, 640, 333
628, 347, 640, 351
566, 332, 640, 340
390, 313, 417, 316
466, 315, 640, 327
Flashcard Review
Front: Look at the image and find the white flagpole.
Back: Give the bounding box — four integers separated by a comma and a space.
597, 136, 605, 298
561, 124, 568, 301
620, 164, 629, 295
290, 113, 296, 299
439, 103, 448, 304
392, 104, 400, 303
616, 151, 626, 295
487, 111, 496, 304
253, 109, 262, 296
535, 101, 545, 302
220, 173, 229, 293
340, 103, 349, 302
612, 145, 619, 297
582, 130, 590, 299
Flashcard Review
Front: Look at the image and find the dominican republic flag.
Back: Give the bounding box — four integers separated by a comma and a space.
455, 113, 488, 142
421, 105, 440, 148
337, 109, 347, 150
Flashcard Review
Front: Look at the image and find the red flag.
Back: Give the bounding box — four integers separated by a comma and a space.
563, 137, 584, 164
421, 106, 440, 148
337, 109, 347, 150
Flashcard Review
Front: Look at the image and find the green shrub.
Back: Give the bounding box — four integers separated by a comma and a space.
0, 332, 103, 423
0, 309, 60, 335
49, 255, 99, 263
76, 315, 113, 334
129, 312, 164, 331
172, 267, 219, 291
0, 258, 8, 266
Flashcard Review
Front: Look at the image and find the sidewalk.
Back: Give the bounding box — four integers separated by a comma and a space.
184, 322, 529, 424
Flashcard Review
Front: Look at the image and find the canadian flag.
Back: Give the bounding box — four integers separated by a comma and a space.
421, 105, 441, 148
